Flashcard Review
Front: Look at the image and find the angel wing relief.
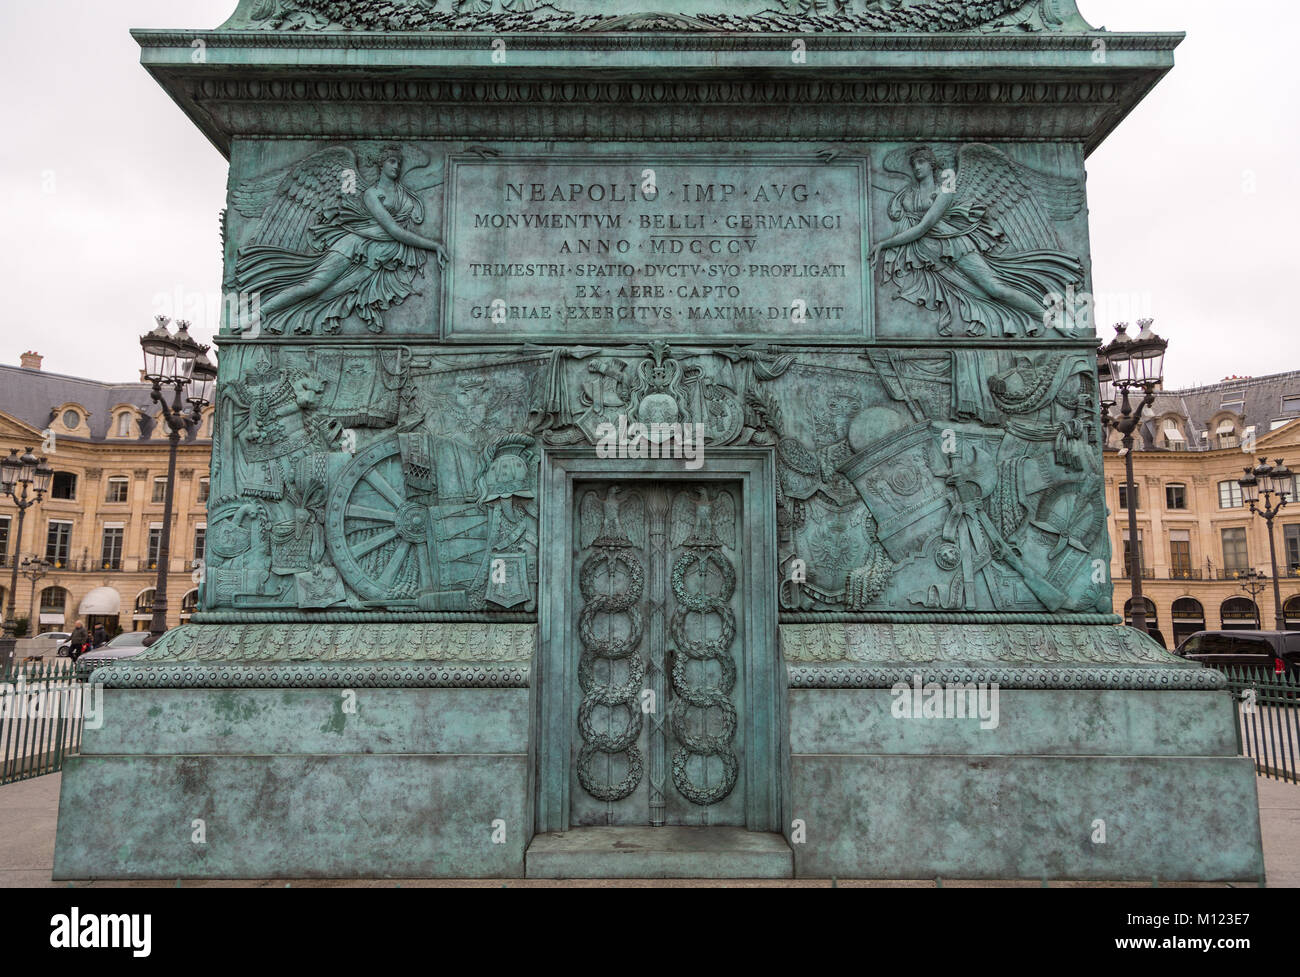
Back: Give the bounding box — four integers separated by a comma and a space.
869, 144, 1086, 338
228, 143, 448, 337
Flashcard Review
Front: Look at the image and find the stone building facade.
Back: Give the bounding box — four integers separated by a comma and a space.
1104, 369, 1300, 646
0, 352, 212, 635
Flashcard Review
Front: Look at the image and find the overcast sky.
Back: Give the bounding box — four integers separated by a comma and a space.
0, 0, 1295, 390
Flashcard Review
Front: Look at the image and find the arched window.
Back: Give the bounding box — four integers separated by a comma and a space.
1220, 597, 1260, 631
1285, 595, 1300, 632
116, 412, 132, 437
1123, 597, 1157, 623
133, 588, 157, 632
1171, 597, 1206, 647
38, 586, 69, 633
180, 589, 199, 621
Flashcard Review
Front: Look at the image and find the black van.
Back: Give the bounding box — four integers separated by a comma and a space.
1174, 630, 1300, 677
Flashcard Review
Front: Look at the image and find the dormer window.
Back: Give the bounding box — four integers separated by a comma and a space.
117, 412, 132, 437
1216, 419, 1238, 449
62, 409, 80, 429
1162, 419, 1185, 450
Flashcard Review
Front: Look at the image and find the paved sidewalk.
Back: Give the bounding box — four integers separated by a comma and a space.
2, 773, 1293, 887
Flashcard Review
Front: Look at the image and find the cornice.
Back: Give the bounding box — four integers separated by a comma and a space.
134, 28, 1184, 52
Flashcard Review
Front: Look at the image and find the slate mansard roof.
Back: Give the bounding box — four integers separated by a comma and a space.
1139, 371, 1300, 450
0, 362, 209, 444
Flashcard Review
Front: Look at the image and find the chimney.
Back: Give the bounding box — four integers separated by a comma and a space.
19, 351, 42, 370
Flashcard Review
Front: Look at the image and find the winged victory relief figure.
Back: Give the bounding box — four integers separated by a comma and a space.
868, 144, 1086, 338
230, 143, 448, 336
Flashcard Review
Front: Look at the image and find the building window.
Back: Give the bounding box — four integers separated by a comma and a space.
51, 471, 77, 500
1165, 483, 1187, 510
194, 525, 207, 564
105, 476, 129, 503
39, 586, 67, 615
61, 409, 80, 429
1170, 530, 1192, 578
45, 520, 73, 568
1221, 597, 1259, 630
101, 525, 124, 571
0, 515, 9, 566
133, 589, 156, 631
151, 477, 168, 503
1221, 527, 1249, 574
1283, 394, 1300, 413
1218, 480, 1244, 509
197, 477, 210, 504
1162, 419, 1186, 449
1121, 529, 1144, 576
116, 413, 132, 437
147, 524, 163, 570
1285, 524, 1300, 573
1118, 484, 1139, 510
181, 590, 199, 618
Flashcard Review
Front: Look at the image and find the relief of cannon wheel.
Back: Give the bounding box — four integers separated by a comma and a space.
324, 438, 488, 606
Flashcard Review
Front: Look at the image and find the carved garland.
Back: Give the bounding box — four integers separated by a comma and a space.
575, 542, 646, 803
668, 542, 739, 807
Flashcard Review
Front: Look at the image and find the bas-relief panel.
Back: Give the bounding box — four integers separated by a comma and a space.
204, 136, 1108, 618
221, 139, 1091, 344
203, 340, 1111, 616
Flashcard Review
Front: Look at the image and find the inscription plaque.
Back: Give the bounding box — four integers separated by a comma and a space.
442, 154, 871, 344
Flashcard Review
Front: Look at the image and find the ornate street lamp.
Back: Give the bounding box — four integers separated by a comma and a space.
1237, 567, 1269, 604
138, 317, 217, 646
1099, 319, 1169, 636
21, 556, 51, 637
1, 448, 53, 639
1239, 457, 1292, 630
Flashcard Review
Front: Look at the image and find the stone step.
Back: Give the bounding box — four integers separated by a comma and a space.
526, 826, 793, 879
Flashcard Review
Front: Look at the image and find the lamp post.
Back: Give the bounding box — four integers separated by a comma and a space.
1238, 457, 1292, 630
1237, 568, 1268, 604
21, 556, 52, 637
1099, 319, 1169, 636
1, 449, 53, 639
139, 317, 218, 647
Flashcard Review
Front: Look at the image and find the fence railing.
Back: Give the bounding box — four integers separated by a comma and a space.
0, 658, 85, 786
1221, 665, 1299, 784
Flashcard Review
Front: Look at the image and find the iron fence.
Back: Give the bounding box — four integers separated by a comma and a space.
0, 658, 85, 785
1221, 665, 1299, 784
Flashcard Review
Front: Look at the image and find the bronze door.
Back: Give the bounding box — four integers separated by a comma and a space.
570, 481, 746, 827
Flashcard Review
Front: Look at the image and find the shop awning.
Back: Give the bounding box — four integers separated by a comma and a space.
78, 587, 121, 616
1217, 420, 1236, 434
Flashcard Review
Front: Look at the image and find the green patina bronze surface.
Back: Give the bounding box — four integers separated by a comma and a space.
53, 1, 1266, 882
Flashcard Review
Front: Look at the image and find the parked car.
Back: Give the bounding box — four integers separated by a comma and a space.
74, 630, 152, 680
35, 631, 70, 644
1174, 630, 1300, 677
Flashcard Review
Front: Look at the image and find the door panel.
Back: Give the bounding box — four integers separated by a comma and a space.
571, 481, 745, 827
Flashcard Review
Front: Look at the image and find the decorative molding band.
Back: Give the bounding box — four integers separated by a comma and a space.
189, 78, 1125, 108
779, 622, 1185, 667
138, 622, 536, 663
780, 612, 1122, 625
136, 30, 1184, 53
787, 665, 1226, 691
92, 662, 530, 689
189, 610, 537, 623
